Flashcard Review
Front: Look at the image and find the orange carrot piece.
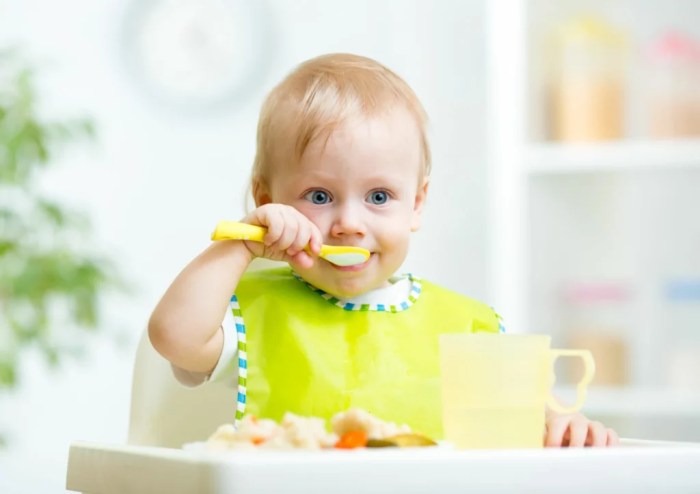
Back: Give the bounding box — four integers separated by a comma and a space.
334, 430, 368, 449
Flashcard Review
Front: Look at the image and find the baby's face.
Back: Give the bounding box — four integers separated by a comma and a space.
267, 106, 427, 298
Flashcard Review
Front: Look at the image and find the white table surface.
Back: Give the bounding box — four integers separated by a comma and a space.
66, 439, 700, 494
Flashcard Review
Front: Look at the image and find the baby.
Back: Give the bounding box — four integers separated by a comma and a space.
149, 53, 618, 447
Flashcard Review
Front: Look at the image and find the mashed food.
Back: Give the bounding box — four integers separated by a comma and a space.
202, 408, 415, 451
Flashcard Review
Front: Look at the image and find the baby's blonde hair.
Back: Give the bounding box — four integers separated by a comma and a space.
251, 53, 431, 198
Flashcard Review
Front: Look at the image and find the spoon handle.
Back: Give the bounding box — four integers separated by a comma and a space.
211, 221, 266, 242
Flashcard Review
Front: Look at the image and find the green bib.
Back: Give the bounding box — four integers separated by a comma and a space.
232, 267, 500, 439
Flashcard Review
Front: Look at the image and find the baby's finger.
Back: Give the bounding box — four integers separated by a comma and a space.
544, 418, 568, 447
271, 210, 302, 252
567, 419, 589, 447
274, 227, 299, 253
606, 428, 620, 446
286, 218, 312, 257
288, 250, 315, 269
259, 208, 286, 246
307, 222, 323, 255
586, 421, 608, 447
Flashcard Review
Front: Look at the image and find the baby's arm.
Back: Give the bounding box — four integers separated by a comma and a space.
149, 240, 254, 375
148, 204, 323, 375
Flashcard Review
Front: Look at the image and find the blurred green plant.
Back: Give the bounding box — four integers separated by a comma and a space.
0, 51, 124, 391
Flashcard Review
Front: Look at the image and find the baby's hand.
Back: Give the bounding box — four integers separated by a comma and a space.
241, 204, 323, 269
544, 412, 619, 448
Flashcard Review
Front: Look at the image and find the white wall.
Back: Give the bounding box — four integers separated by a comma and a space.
0, 1, 490, 492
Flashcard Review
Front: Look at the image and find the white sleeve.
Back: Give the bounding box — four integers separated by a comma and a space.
171, 307, 239, 387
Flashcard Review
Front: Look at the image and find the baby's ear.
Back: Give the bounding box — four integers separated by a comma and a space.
410, 177, 430, 232
252, 179, 272, 206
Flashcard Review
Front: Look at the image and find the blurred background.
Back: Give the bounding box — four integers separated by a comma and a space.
0, 0, 699, 492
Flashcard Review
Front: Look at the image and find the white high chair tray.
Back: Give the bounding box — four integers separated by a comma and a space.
66, 439, 700, 494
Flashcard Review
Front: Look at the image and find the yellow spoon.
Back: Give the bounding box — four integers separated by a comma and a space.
211, 221, 370, 267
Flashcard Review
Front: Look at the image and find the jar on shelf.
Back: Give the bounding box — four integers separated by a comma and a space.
645, 31, 700, 139
547, 15, 628, 142
559, 281, 632, 386
663, 279, 700, 391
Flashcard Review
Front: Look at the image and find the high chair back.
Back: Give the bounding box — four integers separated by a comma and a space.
128, 330, 235, 448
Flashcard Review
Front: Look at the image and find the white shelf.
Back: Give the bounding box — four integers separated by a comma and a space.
555, 386, 700, 417
489, 0, 700, 442
526, 139, 700, 175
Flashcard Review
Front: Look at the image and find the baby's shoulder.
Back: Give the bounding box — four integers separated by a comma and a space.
419, 278, 485, 305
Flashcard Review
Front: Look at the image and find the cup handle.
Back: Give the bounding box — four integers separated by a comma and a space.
546, 349, 595, 414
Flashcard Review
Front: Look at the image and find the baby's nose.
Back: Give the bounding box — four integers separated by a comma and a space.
330, 205, 367, 237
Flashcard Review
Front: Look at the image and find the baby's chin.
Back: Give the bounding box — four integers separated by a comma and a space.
297, 271, 390, 299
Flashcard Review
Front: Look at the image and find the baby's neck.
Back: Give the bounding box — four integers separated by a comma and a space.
328, 275, 411, 306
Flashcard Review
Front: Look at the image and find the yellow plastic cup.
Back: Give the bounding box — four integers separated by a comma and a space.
439, 333, 595, 449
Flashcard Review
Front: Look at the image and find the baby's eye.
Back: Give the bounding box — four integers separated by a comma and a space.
367, 190, 389, 205
304, 189, 331, 204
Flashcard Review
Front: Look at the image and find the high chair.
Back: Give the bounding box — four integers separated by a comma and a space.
68, 329, 700, 494
127, 330, 235, 448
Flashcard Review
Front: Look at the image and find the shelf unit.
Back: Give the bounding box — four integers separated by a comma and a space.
526, 140, 700, 174
487, 0, 700, 429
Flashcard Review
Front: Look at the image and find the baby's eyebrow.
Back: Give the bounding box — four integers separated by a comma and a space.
364, 176, 404, 187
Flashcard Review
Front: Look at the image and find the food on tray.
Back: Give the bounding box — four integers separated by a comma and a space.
331, 407, 411, 440
366, 433, 438, 448
205, 413, 335, 451
200, 408, 436, 450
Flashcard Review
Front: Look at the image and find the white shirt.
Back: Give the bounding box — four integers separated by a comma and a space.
172, 275, 413, 387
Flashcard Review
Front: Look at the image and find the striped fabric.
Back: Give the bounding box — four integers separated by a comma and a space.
292, 272, 423, 313
229, 294, 247, 428
493, 309, 506, 333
